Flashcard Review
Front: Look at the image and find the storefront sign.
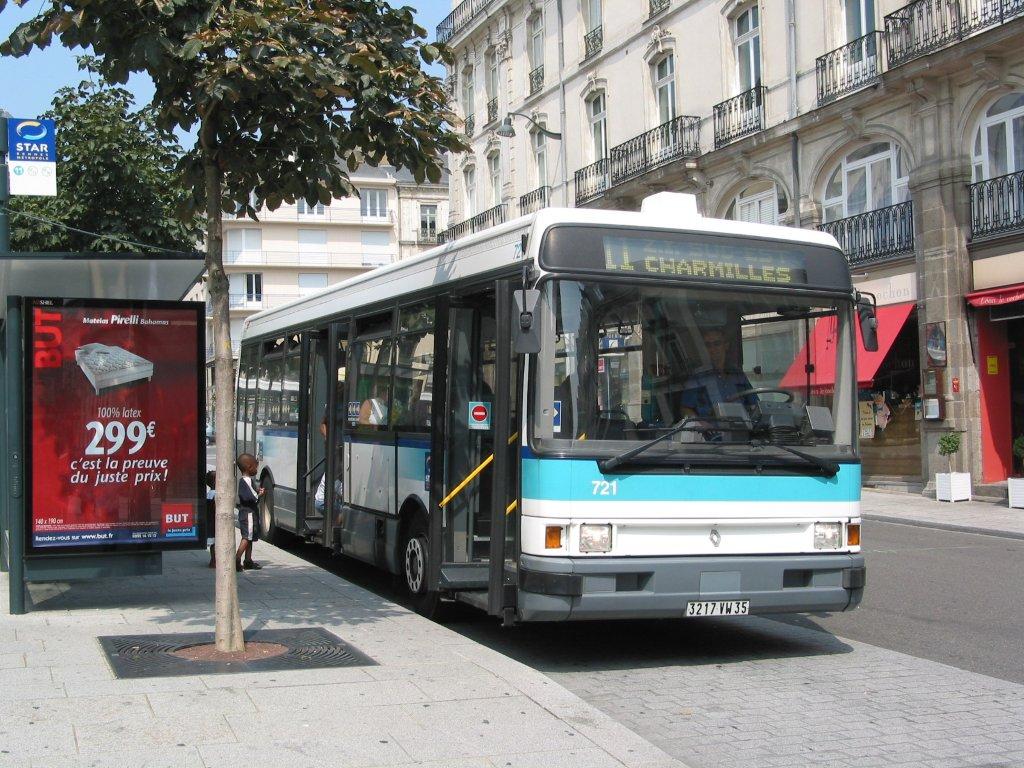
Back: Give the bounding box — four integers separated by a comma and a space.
25, 298, 204, 553
853, 271, 917, 306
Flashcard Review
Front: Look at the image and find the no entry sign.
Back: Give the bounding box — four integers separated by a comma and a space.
468, 401, 491, 430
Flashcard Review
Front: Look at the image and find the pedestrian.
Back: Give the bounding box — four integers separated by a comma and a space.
205, 470, 216, 568
235, 453, 263, 571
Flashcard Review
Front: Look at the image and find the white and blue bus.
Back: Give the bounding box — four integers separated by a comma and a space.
236, 192, 872, 623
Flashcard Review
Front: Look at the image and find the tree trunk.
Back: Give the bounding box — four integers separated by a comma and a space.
203, 147, 245, 653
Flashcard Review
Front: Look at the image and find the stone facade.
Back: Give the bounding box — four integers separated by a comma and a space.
439, 0, 1024, 491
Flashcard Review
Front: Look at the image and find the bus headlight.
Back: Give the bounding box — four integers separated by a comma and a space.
813, 522, 842, 550
580, 524, 612, 553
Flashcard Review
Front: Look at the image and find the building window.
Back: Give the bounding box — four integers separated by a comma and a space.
245, 273, 263, 303
587, 91, 608, 161
971, 93, 1024, 182
844, 0, 876, 41
725, 180, 788, 225
586, 0, 601, 31
653, 53, 676, 125
487, 152, 502, 207
823, 141, 909, 221
529, 13, 544, 70
298, 273, 328, 297
420, 204, 438, 237
531, 126, 547, 188
225, 228, 261, 256
734, 5, 761, 93
361, 230, 392, 267
297, 199, 325, 215
461, 65, 475, 116
486, 49, 499, 103
464, 167, 476, 218
360, 188, 388, 218
297, 228, 328, 264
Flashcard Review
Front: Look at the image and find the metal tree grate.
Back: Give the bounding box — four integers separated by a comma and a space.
98, 627, 377, 679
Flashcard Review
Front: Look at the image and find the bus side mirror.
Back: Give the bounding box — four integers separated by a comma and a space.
857, 293, 879, 352
513, 289, 542, 354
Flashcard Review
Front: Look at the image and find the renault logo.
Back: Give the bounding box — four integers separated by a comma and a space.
710, 528, 721, 547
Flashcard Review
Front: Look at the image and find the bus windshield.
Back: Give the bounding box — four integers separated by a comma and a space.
533, 280, 856, 462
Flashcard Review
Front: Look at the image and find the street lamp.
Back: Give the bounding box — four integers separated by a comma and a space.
496, 111, 562, 140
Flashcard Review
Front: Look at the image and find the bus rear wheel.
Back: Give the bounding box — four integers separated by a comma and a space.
402, 516, 446, 619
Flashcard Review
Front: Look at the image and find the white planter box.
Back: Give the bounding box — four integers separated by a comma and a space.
936, 472, 972, 502
1008, 477, 1024, 509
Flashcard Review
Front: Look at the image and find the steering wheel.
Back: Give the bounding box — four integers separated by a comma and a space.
726, 387, 794, 403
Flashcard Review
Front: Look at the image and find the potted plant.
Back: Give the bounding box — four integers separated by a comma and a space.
1008, 436, 1024, 509
936, 431, 971, 502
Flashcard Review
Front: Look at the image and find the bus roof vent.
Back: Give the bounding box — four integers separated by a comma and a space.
640, 192, 701, 223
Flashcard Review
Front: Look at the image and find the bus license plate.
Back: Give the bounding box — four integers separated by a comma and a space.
686, 600, 749, 617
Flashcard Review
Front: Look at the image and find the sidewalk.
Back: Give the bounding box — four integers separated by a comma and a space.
862, 488, 1024, 539
0, 545, 684, 768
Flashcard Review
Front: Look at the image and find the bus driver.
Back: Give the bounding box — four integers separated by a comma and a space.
679, 324, 757, 419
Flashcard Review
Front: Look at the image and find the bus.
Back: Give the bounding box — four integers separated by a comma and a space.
236, 192, 872, 623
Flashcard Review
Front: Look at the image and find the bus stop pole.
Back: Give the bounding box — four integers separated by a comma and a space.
1, 115, 9, 253
6, 298, 25, 614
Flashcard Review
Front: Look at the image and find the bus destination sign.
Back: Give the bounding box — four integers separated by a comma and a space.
602, 235, 808, 285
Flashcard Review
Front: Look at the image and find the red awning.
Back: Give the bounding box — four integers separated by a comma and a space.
779, 302, 915, 392
966, 283, 1024, 307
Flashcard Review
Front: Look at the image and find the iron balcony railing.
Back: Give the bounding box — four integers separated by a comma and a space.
487, 97, 498, 125
575, 158, 610, 206
969, 169, 1024, 240
816, 31, 885, 106
584, 25, 603, 60
713, 85, 766, 149
519, 186, 551, 215
437, 203, 508, 244
817, 200, 915, 266
436, 0, 496, 45
884, 0, 1024, 69
529, 65, 545, 96
418, 229, 438, 245
464, 114, 475, 138
610, 114, 700, 186
649, 0, 670, 18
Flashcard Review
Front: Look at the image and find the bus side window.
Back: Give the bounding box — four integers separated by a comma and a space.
392, 303, 435, 432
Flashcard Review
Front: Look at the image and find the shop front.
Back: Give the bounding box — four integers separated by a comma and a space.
967, 283, 1024, 483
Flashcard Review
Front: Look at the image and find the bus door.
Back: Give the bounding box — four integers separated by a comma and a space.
439, 283, 518, 607
298, 329, 329, 539
343, 313, 395, 563
325, 323, 349, 551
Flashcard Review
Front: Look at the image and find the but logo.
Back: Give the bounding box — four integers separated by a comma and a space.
161, 503, 195, 537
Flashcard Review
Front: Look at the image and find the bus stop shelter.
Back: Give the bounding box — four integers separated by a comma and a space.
0, 252, 205, 614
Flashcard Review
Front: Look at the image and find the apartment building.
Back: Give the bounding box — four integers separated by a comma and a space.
190, 164, 449, 359
439, 0, 1024, 493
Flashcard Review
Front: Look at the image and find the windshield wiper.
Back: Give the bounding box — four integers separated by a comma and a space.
598, 417, 739, 473
752, 441, 839, 477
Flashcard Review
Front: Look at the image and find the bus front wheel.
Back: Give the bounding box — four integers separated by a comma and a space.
402, 516, 445, 619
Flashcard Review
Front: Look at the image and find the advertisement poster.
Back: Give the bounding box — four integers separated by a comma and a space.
26, 298, 204, 553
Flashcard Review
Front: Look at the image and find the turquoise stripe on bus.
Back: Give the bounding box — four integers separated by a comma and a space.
521, 458, 860, 502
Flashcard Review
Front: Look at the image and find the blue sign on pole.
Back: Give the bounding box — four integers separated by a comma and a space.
7, 118, 57, 196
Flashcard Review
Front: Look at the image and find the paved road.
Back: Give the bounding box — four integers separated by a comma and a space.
274, 517, 1024, 767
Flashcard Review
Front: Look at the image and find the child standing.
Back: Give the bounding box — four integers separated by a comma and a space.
205, 470, 216, 568
235, 453, 263, 571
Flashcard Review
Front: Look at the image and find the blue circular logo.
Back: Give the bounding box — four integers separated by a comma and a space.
15, 121, 48, 141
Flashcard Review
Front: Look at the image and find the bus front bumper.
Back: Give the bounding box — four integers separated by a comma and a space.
517, 553, 865, 622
